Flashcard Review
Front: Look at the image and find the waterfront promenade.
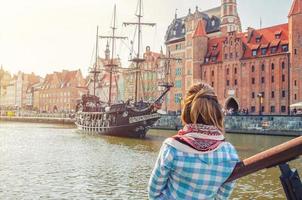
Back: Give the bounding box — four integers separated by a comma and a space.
1, 113, 302, 136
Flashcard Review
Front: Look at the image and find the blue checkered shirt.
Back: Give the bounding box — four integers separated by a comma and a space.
148, 140, 239, 200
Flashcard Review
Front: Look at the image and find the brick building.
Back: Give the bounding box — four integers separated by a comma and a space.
39, 69, 87, 112
165, 0, 302, 115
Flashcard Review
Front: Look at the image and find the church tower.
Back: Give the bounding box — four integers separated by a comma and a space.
220, 0, 241, 33
289, 0, 302, 104
104, 41, 110, 60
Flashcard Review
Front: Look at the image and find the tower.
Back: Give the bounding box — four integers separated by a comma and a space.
104, 40, 110, 60
220, 0, 242, 33
289, 0, 302, 103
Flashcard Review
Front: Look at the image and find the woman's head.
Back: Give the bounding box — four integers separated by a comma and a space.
181, 82, 224, 131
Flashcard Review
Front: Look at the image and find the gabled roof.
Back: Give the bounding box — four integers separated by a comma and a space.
289, 0, 302, 16
193, 20, 207, 37
42, 70, 82, 89
203, 23, 289, 64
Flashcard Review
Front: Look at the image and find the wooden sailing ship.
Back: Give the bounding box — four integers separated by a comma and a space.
75, 1, 173, 138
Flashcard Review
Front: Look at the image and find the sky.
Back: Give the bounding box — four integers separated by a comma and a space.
0, 0, 293, 77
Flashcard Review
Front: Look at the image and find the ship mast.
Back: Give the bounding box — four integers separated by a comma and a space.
90, 26, 100, 96
123, 0, 156, 102
99, 5, 127, 105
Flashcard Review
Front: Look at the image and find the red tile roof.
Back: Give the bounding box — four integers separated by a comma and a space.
289, 0, 302, 16
242, 23, 288, 58
205, 36, 225, 63
203, 23, 289, 63
193, 20, 207, 38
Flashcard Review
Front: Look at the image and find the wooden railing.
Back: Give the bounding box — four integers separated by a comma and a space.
226, 136, 302, 200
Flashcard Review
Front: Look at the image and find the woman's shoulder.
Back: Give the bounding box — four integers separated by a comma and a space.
162, 138, 239, 161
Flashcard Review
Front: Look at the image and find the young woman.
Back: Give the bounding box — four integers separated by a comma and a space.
148, 83, 239, 200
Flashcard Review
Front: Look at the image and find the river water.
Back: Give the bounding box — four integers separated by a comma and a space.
0, 121, 301, 199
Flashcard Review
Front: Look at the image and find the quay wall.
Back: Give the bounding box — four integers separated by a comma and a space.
0, 116, 75, 125
153, 115, 302, 137
1, 115, 301, 136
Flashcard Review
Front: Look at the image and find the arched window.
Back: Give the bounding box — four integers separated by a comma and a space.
271, 63, 275, 70
252, 65, 255, 72
227, 68, 229, 75
282, 62, 285, 70
235, 67, 237, 74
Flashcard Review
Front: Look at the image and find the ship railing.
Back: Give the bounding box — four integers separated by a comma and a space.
226, 136, 302, 200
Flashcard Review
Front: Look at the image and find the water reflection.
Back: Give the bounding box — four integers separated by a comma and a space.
0, 121, 301, 199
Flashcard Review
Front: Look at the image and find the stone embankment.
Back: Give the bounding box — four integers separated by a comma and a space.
1, 114, 301, 136
153, 115, 302, 137
0, 116, 75, 125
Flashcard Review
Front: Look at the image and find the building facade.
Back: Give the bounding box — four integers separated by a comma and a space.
123, 46, 165, 102
39, 70, 87, 112
165, 0, 302, 115
0, 70, 41, 109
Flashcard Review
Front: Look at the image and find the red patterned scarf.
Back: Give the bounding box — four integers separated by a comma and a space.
172, 124, 225, 152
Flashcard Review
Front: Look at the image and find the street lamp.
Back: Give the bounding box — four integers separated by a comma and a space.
257, 93, 263, 116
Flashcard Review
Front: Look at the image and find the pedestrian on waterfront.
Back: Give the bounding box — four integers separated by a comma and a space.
148, 83, 239, 200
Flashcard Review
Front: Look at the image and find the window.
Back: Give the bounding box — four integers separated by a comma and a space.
281, 106, 286, 113
262, 64, 265, 71
174, 93, 182, 104
252, 92, 255, 99
224, 54, 228, 59
295, 80, 297, 86
205, 57, 209, 63
235, 79, 238, 85
175, 68, 182, 76
295, 94, 297, 100
261, 77, 265, 84
211, 82, 214, 87
282, 45, 288, 52
227, 80, 230, 86
252, 65, 255, 72
271, 106, 275, 113
252, 78, 255, 84
282, 74, 285, 82
271, 63, 274, 70
235, 68, 237, 74
282, 90, 286, 98
271, 47, 277, 54
262, 106, 265, 112
252, 50, 257, 57
227, 68, 229, 75
295, 49, 297, 55
230, 53, 233, 59
261, 48, 267, 55
271, 91, 275, 98
275, 34, 281, 39
282, 62, 285, 70
251, 106, 256, 113
261, 92, 265, 98
256, 37, 261, 43
212, 70, 214, 76
272, 76, 274, 83
175, 80, 182, 88
211, 56, 217, 62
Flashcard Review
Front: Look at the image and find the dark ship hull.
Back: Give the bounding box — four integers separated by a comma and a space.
75, 105, 161, 138
75, 84, 171, 138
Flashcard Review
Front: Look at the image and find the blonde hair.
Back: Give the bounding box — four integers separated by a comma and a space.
181, 82, 224, 131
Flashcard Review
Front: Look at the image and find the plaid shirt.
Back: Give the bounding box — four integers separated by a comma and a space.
148, 138, 239, 200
